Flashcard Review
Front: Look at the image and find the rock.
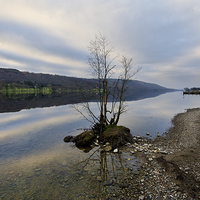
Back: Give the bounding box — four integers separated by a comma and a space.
113, 148, 118, 153
103, 180, 113, 186
159, 150, 168, 154
146, 132, 150, 136
73, 131, 95, 147
99, 126, 133, 149
139, 195, 145, 200
97, 176, 102, 182
77, 171, 83, 175
104, 145, 112, 152
91, 172, 95, 176
35, 168, 41, 172
63, 136, 74, 143
61, 161, 67, 166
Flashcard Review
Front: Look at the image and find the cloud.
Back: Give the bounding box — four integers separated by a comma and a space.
0, 0, 200, 88
0, 19, 87, 60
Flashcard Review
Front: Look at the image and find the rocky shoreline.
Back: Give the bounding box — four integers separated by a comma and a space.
101, 108, 200, 199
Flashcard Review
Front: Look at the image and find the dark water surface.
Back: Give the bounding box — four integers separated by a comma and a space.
0, 91, 199, 199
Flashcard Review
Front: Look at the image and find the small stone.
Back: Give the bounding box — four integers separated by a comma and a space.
62, 161, 67, 166
152, 155, 156, 159
139, 195, 145, 200
63, 136, 74, 142
146, 132, 150, 136
160, 151, 168, 154
91, 172, 95, 176
104, 145, 112, 152
35, 168, 41, 172
97, 176, 102, 182
103, 180, 113, 186
77, 171, 83, 175
148, 158, 153, 161
113, 148, 118, 153
128, 158, 131, 161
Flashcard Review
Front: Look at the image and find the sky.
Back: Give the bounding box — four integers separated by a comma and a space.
0, 0, 200, 89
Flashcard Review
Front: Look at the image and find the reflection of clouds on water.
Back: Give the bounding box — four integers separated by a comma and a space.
0, 142, 86, 172
0, 106, 82, 140
0, 113, 30, 126
0, 104, 92, 172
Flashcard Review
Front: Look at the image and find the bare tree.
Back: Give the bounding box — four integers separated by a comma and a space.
75, 33, 141, 135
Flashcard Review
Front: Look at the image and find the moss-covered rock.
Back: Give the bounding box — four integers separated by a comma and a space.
67, 125, 133, 150
99, 125, 133, 149
73, 131, 95, 147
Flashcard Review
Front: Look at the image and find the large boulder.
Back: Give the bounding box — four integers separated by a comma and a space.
99, 125, 133, 149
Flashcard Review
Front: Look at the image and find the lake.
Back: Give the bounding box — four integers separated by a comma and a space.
0, 91, 199, 199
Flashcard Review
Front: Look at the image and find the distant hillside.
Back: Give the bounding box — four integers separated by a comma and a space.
0, 68, 173, 92
0, 68, 91, 89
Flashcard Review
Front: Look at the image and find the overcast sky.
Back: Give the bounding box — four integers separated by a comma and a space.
0, 0, 200, 89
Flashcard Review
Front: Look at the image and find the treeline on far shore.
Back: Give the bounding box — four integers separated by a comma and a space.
0, 81, 81, 97
183, 87, 200, 95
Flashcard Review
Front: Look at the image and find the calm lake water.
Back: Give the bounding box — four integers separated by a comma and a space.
0, 91, 199, 199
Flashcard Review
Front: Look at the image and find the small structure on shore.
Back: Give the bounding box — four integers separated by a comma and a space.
183, 87, 200, 95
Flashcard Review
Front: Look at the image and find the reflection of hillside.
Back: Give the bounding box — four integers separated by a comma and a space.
0, 90, 175, 113
125, 89, 175, 101
0, 93, 85, 113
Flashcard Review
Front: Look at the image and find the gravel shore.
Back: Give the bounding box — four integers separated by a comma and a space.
107, 108, 200, 199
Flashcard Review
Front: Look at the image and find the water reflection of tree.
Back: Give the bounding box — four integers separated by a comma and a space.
74, 147, 136, 186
